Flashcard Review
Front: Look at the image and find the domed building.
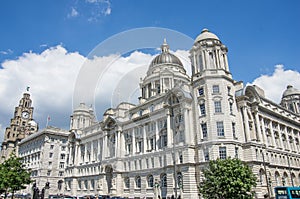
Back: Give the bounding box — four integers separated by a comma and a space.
15, 28, 299, 199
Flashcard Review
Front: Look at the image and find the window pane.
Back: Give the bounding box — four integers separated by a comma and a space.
217, 121, 224, 136
201, 123, 207, 138
214, 101, 222, 113
200, 103, 206, 115
198, 87, 204, 96
219, 147, 226, 159
213, 85, 219, 93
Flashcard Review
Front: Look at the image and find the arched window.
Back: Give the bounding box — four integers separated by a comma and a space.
275, 171, 280, 186
291, 173, 296, 186
161, 173, 167, 187
177, 172, 183, 188
135, 176, 141, 188
259, 169, 265, 185
124, 177, 130, 189
84, 180, 88, 190
283, 172, 288, 186
78, 180, 82, 190
147, 175, 154, 188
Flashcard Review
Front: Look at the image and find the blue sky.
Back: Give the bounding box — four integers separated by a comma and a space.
1, 0, 299, 82
0, 0, 300, 141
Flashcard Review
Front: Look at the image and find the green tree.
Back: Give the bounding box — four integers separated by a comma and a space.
0, 152, 32, 199
198, 158, 257, 199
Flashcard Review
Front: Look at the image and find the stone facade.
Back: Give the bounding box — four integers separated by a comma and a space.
18, 126, 69, 195
63, 28, 300, 199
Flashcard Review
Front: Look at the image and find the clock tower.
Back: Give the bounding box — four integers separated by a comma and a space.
0, 92, 38, 161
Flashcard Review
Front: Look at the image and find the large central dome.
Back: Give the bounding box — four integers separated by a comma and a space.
149, 39, 183, 68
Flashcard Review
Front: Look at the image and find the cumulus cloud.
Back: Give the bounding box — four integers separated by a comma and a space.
0, 45, 85, 142
0, 46, 190, 142
251, 65, 300, 103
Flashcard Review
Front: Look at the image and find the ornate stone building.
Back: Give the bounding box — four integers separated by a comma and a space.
18, 126, 69, 195
63, 28, 300, 199
0, 92, 38, 162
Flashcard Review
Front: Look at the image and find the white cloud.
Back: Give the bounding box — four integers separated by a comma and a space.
251, 65, 300, 103
68, 7, 79, 18
0, 45, 85, 142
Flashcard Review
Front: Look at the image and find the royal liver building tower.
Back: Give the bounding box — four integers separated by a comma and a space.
64, 29, 300, 198
0, 91, 38, 162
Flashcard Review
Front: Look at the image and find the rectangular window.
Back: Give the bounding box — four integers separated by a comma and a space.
137, 141, 143, 153
50, 145, 54, 149
59, 171, 64, 176
200, 103, 206, 116
235, 147, 239, 158
201, 123, 207, 138
219, 147, 227, 159
227, 86, 231, 95
213, 85, 220, 94
149, 138, 154, 150
217, 121, 224, 137
59, 162, 65, 169
229, 102, 233, 114
60, 154, 65, 160
214, 101, 222, 113
47, 170, 51, 176
204, 149, 209, 161
198, 87, 204, 96
179, 154, 183, 163
232, 122, 236, 138
49, 153, 53, 158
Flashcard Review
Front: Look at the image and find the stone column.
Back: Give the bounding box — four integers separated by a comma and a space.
184, 108, 190, 144
103, 134, 107, 159
74, 143, 79, 166
193, 51, 197, 73
260, 117, 268, 147
284, 127, 291, 151
155, 121, 159, 150
167, 109, 172, 147
254, 112, 262, 142
143, 125, 147, 153
115, 131, 119, 157
269, 122, 276, 147
132, 130, 136, 154
242, 106, 251, 142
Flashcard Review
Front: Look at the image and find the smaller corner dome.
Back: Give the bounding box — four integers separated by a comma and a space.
282, 85, 300, 98
28, 120, 37, 127
149, 39, 183, 68
195, 28, 220, 43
